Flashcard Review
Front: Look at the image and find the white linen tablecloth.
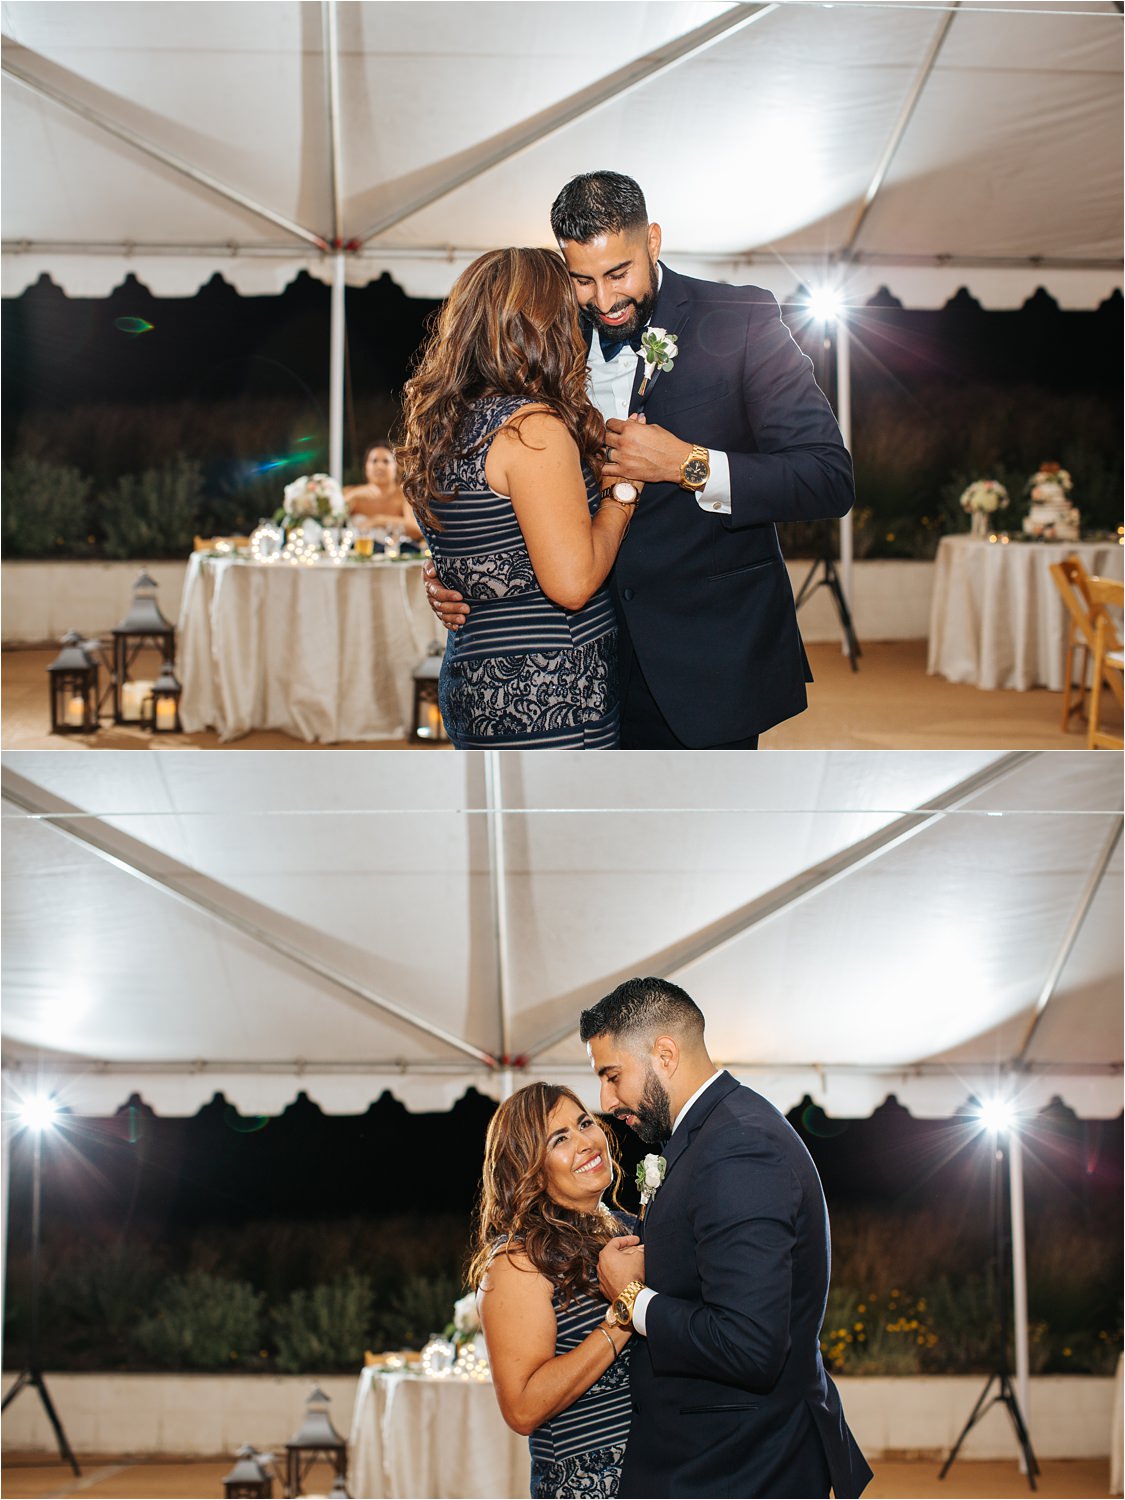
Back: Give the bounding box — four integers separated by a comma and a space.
348, 1367, 531, 1500
927, 534, 1124, 691
177, 555, 445, 742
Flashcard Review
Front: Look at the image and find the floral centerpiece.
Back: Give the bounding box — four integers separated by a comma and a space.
440, 1291, 489, 1377
275, 473, 347, 529
1023, 461, 1080, 541
959, 479, 1010, 539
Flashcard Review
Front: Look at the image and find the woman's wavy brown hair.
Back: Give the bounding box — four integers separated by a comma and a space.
467, 1083, 625, 1307
397, 248, 605, 530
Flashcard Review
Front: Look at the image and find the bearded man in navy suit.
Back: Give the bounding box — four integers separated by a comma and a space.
427, 170, 853, 749
582, 977, 872, 1499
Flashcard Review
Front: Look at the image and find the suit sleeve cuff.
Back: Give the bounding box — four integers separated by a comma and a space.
631, 1286, 656, 1336
695, 450, 732, 514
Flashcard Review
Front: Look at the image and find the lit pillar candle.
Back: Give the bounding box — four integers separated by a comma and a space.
154, 698, 177, 730
121, 680, 153, 721
426, 702, 443, 739
65, 695, 86, 728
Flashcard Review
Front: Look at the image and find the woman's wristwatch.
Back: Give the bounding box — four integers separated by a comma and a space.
606, 1278, 646, 1330
601, 481, 639, 506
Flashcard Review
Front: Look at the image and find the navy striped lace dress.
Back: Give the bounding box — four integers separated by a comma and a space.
528, 1283, 633, 1498
423, 394, 619, 748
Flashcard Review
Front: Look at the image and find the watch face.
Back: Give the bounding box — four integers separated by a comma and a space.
612, 1297, 630, 1323
682, 458, 709, 485
612, 482, 638, 503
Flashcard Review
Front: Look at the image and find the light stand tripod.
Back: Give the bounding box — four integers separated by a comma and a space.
2, 1121, 81, 1475
939, 1126, 1039, 1491
794, 534, 862, 672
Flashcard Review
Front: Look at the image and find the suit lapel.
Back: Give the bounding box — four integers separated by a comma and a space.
643, 1072, 739, 1237
630, 262, 691, 415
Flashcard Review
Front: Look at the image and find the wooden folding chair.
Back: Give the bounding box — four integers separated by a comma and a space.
1086, 576, 1124, 749
1049, 557, 1121, 731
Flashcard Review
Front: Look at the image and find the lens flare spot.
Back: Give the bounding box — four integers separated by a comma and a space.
223, 1105, 270, 1134
114, 317, 154, 336
801, 1104, 849, 1138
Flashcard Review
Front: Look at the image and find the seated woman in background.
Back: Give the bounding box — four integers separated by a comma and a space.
344, 442, 422, 538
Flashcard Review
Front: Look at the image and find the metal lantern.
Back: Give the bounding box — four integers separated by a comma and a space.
149, 659, 183, 734
222, 1444, 275, 1498
411, 649, 449, 743
47, 631, 100, 735
284, 1385, 347, 1498
111, 570, 175, 723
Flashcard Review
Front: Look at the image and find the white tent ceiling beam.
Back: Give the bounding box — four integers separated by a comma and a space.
838, 3, 959, 263
0, 767, 497, 1070
1015, 815, 1123, 1064
525, 752, 1035, 1061
1, 40, 328, 252
353, 2, 778, 246
324, 0, 345, 481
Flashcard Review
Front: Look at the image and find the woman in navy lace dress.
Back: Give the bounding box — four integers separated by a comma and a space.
469, 1084, 643, 1498
399, 249, 639, 748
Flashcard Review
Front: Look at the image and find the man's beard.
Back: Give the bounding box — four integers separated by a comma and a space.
587, 259, 659, 343
627, 1065, 674, 1144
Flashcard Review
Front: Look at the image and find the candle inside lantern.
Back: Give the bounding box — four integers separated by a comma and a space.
65, 695, 86, 728
425, 702, 443, 739
121, 679, 153, 721
155, 698, 177, 730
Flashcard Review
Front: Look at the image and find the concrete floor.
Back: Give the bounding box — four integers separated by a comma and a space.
4, 640, 1117, 751
0, 1454, 1114, 1499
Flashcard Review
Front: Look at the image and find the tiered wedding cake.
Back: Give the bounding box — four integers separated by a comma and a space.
1023, 462, 1080, 541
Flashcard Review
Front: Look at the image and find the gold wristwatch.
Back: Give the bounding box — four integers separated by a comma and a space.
678, 444, 710, 492
609, 1278, 646, 1330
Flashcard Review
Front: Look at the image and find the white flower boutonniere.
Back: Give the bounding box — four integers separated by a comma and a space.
636, 1153, 667, 1219
638, 328, 678, 396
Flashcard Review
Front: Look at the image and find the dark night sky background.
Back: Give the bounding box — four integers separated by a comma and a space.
3, 272, 1121, 468
5, 1089, 1121, 1269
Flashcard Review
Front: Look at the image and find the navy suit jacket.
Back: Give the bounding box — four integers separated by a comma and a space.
612, 263, 853, 746
622, 1073, 873, 1499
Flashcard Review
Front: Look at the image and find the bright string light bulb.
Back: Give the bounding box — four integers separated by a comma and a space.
805, 285, 845, 323
19, 1095, 60, 1133
976, 1096, 1016, 1135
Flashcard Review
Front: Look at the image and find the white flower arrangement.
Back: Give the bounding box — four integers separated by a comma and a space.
638, 328, 678, 396
277, 473, 347, 526
959, 479, 1010, 515
636, 1152, 667, 1217
452, 1292, 481, 1338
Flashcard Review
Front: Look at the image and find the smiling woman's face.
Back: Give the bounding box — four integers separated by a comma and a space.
542, 1095, 612, 1213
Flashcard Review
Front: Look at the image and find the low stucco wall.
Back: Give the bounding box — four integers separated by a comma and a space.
0, 1371, 1114, 1461
0, 558, 935, 647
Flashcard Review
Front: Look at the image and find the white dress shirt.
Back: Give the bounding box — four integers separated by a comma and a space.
630, 1069, 727, 1336
585, 269, 732, 515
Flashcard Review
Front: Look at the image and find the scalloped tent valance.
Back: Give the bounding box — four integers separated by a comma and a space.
2, 751, 1121, 1122
2, 0, 1122, 309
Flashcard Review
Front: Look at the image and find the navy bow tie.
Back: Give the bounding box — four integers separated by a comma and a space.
597, 325, 646, 363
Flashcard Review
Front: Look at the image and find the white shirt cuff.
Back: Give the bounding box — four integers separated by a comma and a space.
695, 449, 732, 514
631, 1286, 656, 1336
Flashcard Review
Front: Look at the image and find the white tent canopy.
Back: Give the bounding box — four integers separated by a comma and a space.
2, 750, 1121, 1122
3, 0, 1122, 309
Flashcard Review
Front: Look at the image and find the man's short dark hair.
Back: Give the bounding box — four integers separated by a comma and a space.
579, 976, 705, 1046
550, 172, 648, 245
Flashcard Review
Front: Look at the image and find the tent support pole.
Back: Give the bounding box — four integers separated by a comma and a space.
1009, 1126, 1031, 1465
329, 252, 346, 483
838, 5, 959, 260
1017, 817, 1122, 1061
484, 752, 513, 1068
354, 4, 777, 244
1, 46, 327, 250
526, 752, 1037, 1060
0, 769, 495, 1068
836, 314, 854, 639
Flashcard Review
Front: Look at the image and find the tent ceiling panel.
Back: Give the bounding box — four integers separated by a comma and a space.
2, 752, 1120, 1120
3, 2, 1120, 305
